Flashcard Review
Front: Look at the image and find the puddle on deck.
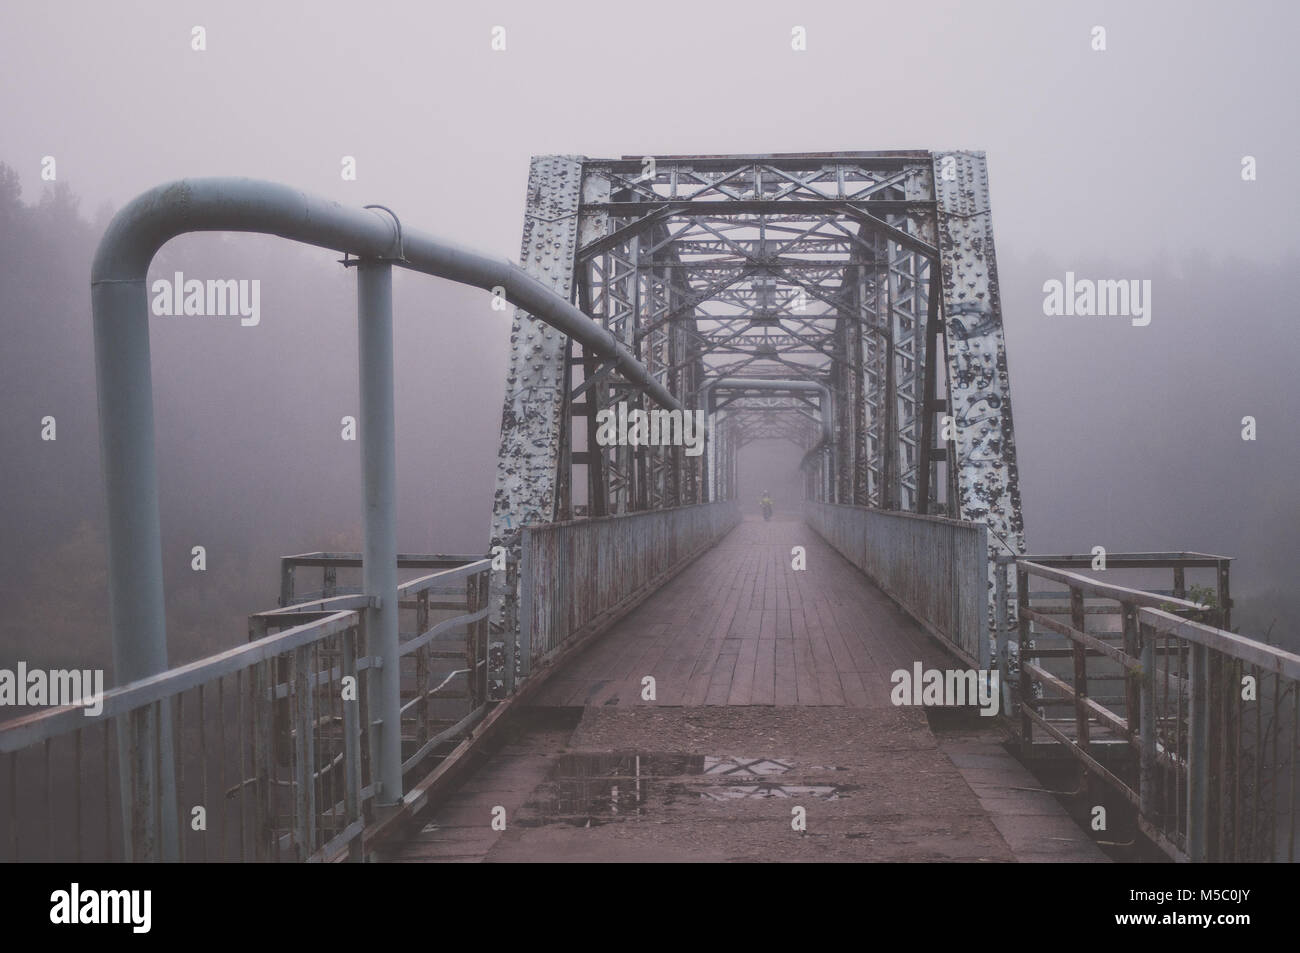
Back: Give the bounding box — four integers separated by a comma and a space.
516, 752, 850, 828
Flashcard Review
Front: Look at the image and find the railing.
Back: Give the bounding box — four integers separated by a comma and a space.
518, 501, 741, 680
1009, 555, 1298, 862
0, 558, 490, 863
803, 501, 988, 667
276, 552, 489, 606
993, 552, 1232, 739
2, 499, 745, 863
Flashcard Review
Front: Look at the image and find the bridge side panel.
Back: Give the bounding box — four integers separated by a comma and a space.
933, 151, 1026, 660
490, 156, 586, 659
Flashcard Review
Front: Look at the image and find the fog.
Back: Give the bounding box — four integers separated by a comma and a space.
1, 0, 1296, 677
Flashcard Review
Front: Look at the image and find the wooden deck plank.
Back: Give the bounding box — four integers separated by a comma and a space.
793, 634, 823, 705
751, 638, 777, 705
529, 515, 961, 710
773, 638, 799, 705
726, 631, 760, 706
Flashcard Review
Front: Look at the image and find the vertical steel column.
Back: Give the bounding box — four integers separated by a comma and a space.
705, 407, 720, 502
490, 155, 585, 659
357, 260, 401, 807
933, 152, 1026, 649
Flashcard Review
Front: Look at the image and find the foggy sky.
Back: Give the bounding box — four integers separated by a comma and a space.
1, 0, 1297, 661
4, 1, 1298, 261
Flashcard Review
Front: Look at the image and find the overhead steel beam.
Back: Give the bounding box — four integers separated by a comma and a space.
700, 377, 834, 500
582, 199, 935, 215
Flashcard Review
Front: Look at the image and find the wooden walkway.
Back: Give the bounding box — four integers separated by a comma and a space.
533, 513, 953, 709
397, 514, 1108, 863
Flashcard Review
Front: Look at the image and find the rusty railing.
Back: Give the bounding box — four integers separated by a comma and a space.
1007, 554, 1298, 861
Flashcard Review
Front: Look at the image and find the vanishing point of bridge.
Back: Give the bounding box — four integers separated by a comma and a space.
1, 153, 1296, 863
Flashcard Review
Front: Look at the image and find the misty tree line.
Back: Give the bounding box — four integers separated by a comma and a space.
1, 162, 513, 681
0, 164, 374, 676
0, 162, 1294, 684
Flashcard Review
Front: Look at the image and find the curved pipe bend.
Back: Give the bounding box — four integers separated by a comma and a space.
92, 177, 678, 410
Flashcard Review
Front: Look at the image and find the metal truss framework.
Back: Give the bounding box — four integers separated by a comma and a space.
712, 398, 823, 503
491, 152, 1027, 643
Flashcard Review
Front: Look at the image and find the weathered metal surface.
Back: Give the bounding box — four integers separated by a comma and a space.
519, 502, 740, 671
884, 164, 935, 510
490, 156, 587, 646
932, 152, 1026, 660
803, 501, 987, 666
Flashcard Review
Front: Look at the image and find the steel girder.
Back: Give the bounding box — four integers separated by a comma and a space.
932, 152, 1027, 646
489, 155, 586, 647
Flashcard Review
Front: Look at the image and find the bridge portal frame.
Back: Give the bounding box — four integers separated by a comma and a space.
491, 152, 1028, 663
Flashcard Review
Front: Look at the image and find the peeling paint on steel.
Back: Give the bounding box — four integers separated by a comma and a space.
933, 151, 1026, 654
490, 155, 586, 646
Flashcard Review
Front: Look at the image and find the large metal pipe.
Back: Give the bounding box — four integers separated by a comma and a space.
93, 178, 678, 409
91, 177, 679, 681
356, 261, 401, 806
90, 177, 679, 849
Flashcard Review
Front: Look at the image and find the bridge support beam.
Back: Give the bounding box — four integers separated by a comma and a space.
357, 260, 402, 807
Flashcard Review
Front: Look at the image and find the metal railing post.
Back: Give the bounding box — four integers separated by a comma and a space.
279, 559, 294, 607
341, 623, 364, 861
1187, 641, 1210, 861
357, 259, 402, 808
1138, 617, 1157, 822
1016, 565, 1032, 756
1069, 585, 1091, 798
517, 527, 532, 685
292, 644, 317, 858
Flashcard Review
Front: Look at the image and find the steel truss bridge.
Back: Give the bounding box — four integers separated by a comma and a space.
1, 153, 1296, 864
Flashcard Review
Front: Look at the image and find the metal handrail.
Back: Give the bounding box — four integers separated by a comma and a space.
1013, 557, 1296, 862
1140, 607, 1300, 680
0, 559, 494, 863
1018, 560, 1208, 613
